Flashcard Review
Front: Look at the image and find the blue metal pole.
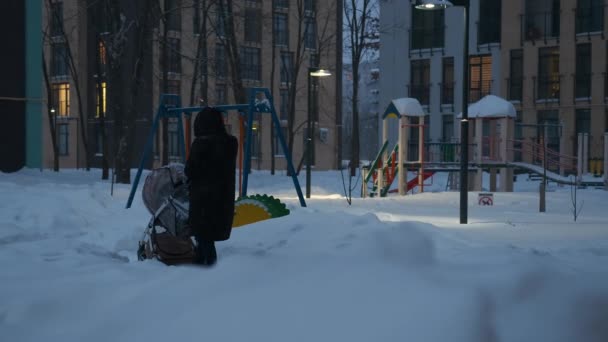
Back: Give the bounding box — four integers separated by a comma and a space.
126, 99, 165, 208
177, 113, 186, 163
241, 89, 257, 197
265, 89, 307, 207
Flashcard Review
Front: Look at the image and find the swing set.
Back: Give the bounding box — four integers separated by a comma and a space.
126, 87, 306, 209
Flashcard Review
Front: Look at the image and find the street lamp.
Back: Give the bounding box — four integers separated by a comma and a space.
414, 0, 469, 224
307, 67, 332, 198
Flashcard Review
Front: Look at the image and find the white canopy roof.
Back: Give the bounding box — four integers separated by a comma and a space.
458, 95, 516, 119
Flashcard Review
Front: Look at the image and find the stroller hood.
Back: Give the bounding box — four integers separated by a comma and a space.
142, 163, 190, 236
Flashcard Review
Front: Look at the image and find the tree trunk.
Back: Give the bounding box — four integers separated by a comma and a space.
269, 5, 277, 175
41, 51, 59, 171
161, 5, 169, 165
45, 0, 91, 170
111, 0, 157, 184
96, 38, 110, 180
219, 0, 246, 103
350, 62, 360, 176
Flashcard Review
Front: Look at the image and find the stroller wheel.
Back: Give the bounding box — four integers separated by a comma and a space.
137, 241, 147, 261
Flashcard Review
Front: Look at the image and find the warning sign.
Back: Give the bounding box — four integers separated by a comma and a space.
478, 193, 494, 206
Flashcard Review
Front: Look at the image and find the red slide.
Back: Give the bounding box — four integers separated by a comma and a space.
388, 171, 435, 194
406, 171, 435, 192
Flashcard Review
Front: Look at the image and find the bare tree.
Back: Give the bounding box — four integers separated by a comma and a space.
284, 0, 337, 172
41, 9, 60, 171
101, 0, 160, 184
216, 0, 246, 103
41, 50, 60, 172
570, 176, 584, 222
44, 0, 92, 170
95, 37, 110, 179
344, 0, 379, 176
189, 0, 215, 107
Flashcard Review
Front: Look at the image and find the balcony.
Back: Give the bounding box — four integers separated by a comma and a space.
408, 84, 430, 106
534, 75, 561, 103
521, 11, 560, 44
575, 5, 605, 39
409, 25, 445, 55
476, 20, 501, 46
573, 73, 592, 101
440, 81, 454, 111
469, 79, 493, 103
507, 77, 523, 102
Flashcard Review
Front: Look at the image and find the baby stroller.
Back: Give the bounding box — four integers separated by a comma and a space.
137, 163, 196, 265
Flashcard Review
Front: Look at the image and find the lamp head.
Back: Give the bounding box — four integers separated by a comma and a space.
309, 68, 332, 77
414, 0, 453, 10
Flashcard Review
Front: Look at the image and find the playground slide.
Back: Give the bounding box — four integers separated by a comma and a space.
407, 171, 435, 192
387, 171, 435, 194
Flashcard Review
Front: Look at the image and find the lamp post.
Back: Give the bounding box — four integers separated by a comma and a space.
415, 0, 469, 223
307, 67, 332, 198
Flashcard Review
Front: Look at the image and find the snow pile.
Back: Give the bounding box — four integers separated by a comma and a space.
1, 168, 608, 341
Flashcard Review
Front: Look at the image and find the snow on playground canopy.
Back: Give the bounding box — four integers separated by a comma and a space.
458, 95, 516, 119
382, 97, 426, 119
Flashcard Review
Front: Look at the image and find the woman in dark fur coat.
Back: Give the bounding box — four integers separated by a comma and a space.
185, 107, 238, 266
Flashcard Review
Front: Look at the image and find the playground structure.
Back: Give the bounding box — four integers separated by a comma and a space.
126, 87, 305, 226
362, 97, 431, 197
364, 95, 607, 197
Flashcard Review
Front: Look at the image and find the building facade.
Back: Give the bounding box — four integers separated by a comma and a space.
379, 0, 607, 173
41, 0, 342, 171
380, 0, 502, 159
502, 0, 607, 167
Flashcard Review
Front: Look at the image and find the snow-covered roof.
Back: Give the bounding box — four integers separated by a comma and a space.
383, 98, 425, 119
458, 95, 516, 119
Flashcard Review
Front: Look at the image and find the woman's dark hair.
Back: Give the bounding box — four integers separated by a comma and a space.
193, 107, 226, 136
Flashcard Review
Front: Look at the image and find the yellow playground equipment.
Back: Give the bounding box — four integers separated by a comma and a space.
233, 194, 290, 228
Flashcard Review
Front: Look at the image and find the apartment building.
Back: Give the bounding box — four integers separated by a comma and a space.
379, 0, 607, 171
380, 0, 501, 154
503, 0, 607, 165
41, 0, 342, 171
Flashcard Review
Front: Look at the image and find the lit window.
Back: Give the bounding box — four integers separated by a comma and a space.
52, 83, 70, 116
96, 82, 106, 118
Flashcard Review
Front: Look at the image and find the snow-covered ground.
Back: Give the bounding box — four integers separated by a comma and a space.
1, 168, 608, 342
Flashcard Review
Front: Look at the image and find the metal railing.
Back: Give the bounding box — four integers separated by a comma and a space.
440, 81, 454, 105
521, 11, 560, 44
408, 84, 430, 105
507, 77, 523, 102
574, 73, 592, 100
408, 142, 476, 164
508, 138, 577, 174
534, 75, 561, 102
476, 20, 501, 45
575, 5, 605, 35
409, 26, 445, 51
